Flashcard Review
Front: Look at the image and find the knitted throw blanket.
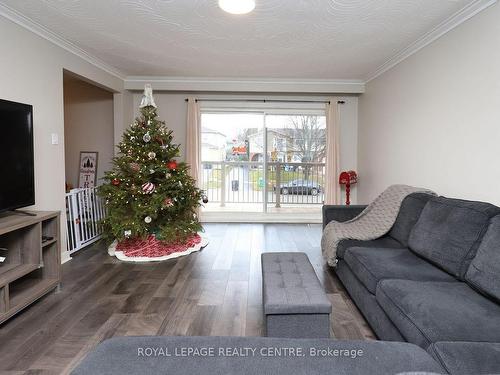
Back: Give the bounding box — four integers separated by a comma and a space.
321, 184, 435, 266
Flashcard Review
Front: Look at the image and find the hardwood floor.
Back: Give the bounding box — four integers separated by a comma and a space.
0, 223, 374, 374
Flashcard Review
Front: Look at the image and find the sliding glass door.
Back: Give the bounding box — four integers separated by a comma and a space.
200, 109, 326, 215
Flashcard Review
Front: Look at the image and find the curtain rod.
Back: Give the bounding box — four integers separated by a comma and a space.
184, 98, 346, 104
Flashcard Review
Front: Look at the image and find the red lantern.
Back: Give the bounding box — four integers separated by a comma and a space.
339, 171, 358, 205
166, 160, 178, 170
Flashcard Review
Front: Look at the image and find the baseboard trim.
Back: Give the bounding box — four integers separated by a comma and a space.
201, 212, 321, 224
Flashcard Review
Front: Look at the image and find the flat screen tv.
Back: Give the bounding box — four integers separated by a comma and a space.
0, 99, 35, 213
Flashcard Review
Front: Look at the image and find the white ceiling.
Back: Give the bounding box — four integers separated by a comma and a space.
0, 0, 481, 80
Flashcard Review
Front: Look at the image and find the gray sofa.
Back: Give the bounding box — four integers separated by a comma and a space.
72, 335, 445, 374
323, 194, 500, 374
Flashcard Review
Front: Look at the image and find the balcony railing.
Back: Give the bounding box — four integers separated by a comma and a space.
201, 161, 325, 207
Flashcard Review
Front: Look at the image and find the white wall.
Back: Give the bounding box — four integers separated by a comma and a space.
63, 76, 114, 187
358, 3, 500, 205
113, 90, 134, 150
0, 16, 123, 262
131, 92, 359, 202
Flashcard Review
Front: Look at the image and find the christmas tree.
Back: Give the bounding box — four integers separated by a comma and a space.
99, 85, 204, 257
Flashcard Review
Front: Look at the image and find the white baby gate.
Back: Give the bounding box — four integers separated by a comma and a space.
65, 187, 106, 254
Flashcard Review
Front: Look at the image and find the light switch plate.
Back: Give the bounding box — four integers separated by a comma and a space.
51, 133, 59, 145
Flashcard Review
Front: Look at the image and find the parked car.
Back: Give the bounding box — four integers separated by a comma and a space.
275, 179, 322, 196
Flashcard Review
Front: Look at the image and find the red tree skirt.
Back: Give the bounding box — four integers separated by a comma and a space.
117, 234, 202, 258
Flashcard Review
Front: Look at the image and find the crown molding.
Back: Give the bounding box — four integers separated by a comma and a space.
1, 0, 495, 89
124, 76, 365, 94
365, 0, 497, 83
0, 3, 126, 80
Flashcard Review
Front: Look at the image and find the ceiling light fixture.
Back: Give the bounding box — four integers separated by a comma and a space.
218, 0, 255, 15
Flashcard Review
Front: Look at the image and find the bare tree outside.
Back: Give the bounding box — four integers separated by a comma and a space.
287, 115, 326, 162
236, 128, 257, 145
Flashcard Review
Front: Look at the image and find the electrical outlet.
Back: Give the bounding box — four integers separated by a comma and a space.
51, 133, 59, 145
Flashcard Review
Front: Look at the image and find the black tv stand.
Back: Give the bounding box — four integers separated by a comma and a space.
12, 210, 37, 217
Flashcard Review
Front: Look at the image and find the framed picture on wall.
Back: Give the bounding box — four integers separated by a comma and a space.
78, 151, 98, 188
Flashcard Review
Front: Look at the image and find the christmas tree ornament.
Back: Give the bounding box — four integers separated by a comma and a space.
163, 198, 174, 207
144, 216, 152, 224
112, 178, 121, 186
166, 160, 178, 170
124, 230, 132, 237
130, 162, 140, 172
202, 195, 209, 204
141, 182, 156, 194
165, 172, 172, 178
148, 151, 156, 160
143, 132, 151, 142
139, 84, 157, 108
149, 169, 155, 174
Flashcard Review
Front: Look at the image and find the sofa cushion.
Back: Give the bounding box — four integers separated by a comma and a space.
337, 236, 402, 259
465, 215, 500, 302
344, 247, 456, 294
376, 280, 500, 348
389, 193, 434, 247
428, 341, 500, 375
408, 196, 500, 278
336, 260, 406, 342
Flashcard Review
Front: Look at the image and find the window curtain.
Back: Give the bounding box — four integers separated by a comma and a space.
325, 99, 341, 204
186, 97, 201, 185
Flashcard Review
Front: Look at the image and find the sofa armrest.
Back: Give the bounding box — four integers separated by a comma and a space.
322, 205, 367, 229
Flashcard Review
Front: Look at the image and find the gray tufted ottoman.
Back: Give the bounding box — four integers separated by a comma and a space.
262, 252, 332, 338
